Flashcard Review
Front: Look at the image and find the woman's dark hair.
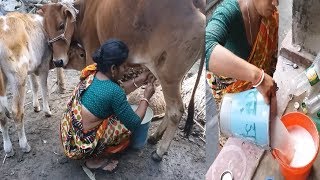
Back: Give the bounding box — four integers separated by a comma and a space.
92, 39, 129, 73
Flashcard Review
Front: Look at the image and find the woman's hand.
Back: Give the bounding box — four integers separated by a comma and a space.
136, 82, 155, 120
136, 71, 155, 86
255, 73, 278, 121
147, 74, 156, 84
255, 73, 277, 105
144, 82, 155, 100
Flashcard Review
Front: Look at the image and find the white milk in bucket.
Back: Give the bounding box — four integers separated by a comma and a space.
220, 88, 270, 148
130, 104, 154, 124
288, 125, 317, 167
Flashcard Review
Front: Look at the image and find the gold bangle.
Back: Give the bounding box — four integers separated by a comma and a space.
118, 80, 124, 88
133, 78, 139, 88
140, 98, 149, 105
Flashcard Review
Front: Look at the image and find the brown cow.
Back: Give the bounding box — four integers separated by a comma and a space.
39, 0, 205, 161
0, 11, 86, 156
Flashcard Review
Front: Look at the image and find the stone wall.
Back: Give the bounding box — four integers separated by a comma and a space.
292, 0, 320, 56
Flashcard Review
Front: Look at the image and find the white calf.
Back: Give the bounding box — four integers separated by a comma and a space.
0, 12, 52, 156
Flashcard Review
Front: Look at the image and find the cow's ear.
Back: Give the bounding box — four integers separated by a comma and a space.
111, 65, 116, 71
36, 9, 44, 16
35, 4, 47, 14
64, 5, 78, 22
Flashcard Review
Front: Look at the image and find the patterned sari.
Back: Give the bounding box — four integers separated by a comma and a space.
60, 64, 131, 160
206, 11, 279, 105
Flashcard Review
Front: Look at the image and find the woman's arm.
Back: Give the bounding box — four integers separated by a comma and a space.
112, 83, 155, 131
208, 44, 261, 84
111, 89, 144, 131
121, 71, 154, 94
205, 1, 276, 105
134, 82, 155, 119
208, 44, 277, 104
134, 100, 148, 120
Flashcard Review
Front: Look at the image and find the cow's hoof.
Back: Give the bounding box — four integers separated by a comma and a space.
58, 87, 66, 94
4, 108, 11, 119
4, 141, 13, 156
148, 136, 158, 145
151, 150, 162, 162
45, 111, 52, 117
34, 106, 41, 112
21, 143, 31, 153
5, 149, 15, 157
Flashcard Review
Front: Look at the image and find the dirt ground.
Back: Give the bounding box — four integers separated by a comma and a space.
0, 68, 206, 180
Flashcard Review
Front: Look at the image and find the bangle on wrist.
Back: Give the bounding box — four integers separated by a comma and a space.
140, 97, 149, 105
252, 69, 265, 88
118, 80, 124, 88
133, 78, 139, 88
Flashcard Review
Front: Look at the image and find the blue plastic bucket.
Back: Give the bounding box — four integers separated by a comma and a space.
130, 105, 154, 149
220, 88, 270, 149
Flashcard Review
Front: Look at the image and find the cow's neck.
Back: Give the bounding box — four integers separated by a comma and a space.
71, 0, 103, 65
71, 0, 85, 45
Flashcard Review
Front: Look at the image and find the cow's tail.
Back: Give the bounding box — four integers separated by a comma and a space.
184, 47, 205, 137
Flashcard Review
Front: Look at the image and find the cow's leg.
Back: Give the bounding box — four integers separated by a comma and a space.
151, 82, 184, 161
0, 68, 14, 156
56, 68, 66, 94
39, 71, 52, 117
0, 95, 14, 156
148, 116, 168, 145
10, 75, 31, 153
29, 74, 40, 112
0, 110, 14, 156
0, 115, 13, 156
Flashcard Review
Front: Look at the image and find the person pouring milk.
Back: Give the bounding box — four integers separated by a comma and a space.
205, 0, 280, 167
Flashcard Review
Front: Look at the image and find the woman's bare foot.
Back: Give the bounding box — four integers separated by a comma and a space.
85, 158, 119, 173
102, 159, 119, 172
85, 158, 105, 169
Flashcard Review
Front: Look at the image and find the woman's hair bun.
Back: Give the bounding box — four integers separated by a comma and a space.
92, 48, 103, 64
92, 38, 129, 73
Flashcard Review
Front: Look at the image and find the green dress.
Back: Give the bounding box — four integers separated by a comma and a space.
81, 77, 141, 131
206, 0, 251, 70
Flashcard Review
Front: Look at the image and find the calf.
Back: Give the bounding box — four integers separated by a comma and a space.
53, 43, 86, 93
0, 12, 86, 156
63, 42, 86, 71
0, 12, 52, 156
